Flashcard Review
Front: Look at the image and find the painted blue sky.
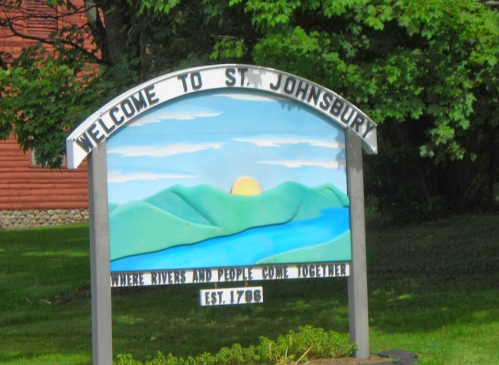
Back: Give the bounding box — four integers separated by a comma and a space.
107, 90, 347, 204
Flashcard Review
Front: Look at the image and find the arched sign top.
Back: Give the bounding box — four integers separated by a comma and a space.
66, 64, 377, 169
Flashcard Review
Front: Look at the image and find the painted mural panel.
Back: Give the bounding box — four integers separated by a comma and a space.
107, 89, 350, 272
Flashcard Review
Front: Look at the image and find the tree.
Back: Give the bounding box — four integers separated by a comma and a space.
203, 0, 499, 215
1, 0, 498, 215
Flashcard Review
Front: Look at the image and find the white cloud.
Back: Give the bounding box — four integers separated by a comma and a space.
107, 143, 223, 157
215, 93, 288, 102
259, 160, 346, 169
234, 137, 344, 149
108, 171, 197, 183
130, 111, 221, 126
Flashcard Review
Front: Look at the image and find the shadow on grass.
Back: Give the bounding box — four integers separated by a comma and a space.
110, 275, 499, 360
110, 279, 351, 359
0, 225, 90, 316
368, 287, 499, 333
0, 226, 92, 364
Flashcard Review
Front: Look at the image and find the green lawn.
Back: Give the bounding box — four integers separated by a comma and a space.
0, 214, 498, 364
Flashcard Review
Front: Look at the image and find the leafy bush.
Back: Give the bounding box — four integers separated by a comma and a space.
115, 326, 355, 365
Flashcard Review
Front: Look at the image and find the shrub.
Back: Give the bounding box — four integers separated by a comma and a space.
115, 326, 355, 365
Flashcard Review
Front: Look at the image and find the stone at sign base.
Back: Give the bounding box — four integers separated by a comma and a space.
377, 349, 418, 365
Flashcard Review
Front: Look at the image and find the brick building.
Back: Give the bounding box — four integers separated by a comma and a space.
0, 0, 92, 228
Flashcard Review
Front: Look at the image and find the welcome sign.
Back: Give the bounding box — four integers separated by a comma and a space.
66, 64, 376, 362
67, 65, 377, 284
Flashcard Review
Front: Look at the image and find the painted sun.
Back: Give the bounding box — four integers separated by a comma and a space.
231, 176, 262, 196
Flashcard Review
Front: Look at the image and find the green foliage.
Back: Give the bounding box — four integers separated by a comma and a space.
0, 44, 99, 167
210, 39, 248, 60
115, 326, 355, 365
258, 326, 355, 362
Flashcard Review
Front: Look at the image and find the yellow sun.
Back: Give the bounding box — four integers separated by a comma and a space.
231, 176, 262, 196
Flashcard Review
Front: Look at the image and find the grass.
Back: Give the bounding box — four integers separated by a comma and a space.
0, 213, 498, 364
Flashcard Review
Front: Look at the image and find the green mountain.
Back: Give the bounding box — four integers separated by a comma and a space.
109, 182, 349, 260
108, 203, 120, 213
315, 183, 350, 207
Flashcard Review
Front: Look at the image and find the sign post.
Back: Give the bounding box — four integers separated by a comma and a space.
67, 64, 377, 363
88, 143, 113, 365
346, 130, 369, 358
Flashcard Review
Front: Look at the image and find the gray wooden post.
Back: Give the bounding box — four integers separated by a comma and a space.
346, 130, 370, 359
88, 142, 113, 365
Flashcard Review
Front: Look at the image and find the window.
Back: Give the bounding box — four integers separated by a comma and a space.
30, 149, 66, 168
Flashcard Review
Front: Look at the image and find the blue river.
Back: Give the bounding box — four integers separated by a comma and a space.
111, 208, 349, 271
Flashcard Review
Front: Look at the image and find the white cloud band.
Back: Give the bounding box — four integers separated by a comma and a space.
130, 111, 221, 126
234, 137, 344, 149
215, 93, 288, 102
259, 160, 346, 169
108, 172, 197, 183
107, 143, 222, 157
